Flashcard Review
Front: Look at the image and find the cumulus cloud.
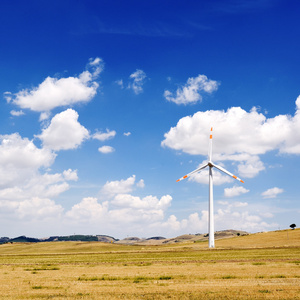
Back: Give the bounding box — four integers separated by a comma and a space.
63, 169, 78, 181
10, 110, 24, 117
93, 129, 116, 141
261, 187, 284, 198
162, 97, 300, 179
65, 197, 108, 222
16, 197, 64, 220
0, 133, 55, 187
101, 175, 141, 198
164, 74, 219, 105
224, 186, 250, 197
39, 112, 51, 122
128, 69, 147, 94
65, 176, 172, 234
124, 132, 131, 136
112, 194, 171, 211
0, 132, 80, 224
7, 57, 103, 113
37, 109, 89, 151
98, 145, 115, 154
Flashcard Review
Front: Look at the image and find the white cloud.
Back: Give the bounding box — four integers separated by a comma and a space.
9, 58, 103, 112
65, 177, 172, 234
261, 187, 284, 198
10, 110, 24, 116
164, 74, 219, 105
0, 133, 55, 187
16, 197, 63, 220
37, 109, 89, 151
101, 175, 138, 198
115, 79, 124, 89
88, 57, 104, 78
39, 111, 51, 121
93, 129, 116, 141
162, 97, 300, 179
124, 132, 131, 136
63, 169, 78, 181
136, 179, 145, 188
98, 145, 115, 154
112, 194, 171, 211
128, 69, 147, 94
65, 197, 108, 222
4, 91, 12, 103
224, 186, 250, 197
237, 155, 265, 178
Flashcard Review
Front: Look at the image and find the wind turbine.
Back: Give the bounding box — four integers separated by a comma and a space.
176, 127, 244, 248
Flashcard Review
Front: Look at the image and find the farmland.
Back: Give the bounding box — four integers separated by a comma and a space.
0, 229, 299, 299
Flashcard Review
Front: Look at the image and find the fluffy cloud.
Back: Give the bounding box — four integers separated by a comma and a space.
224, 186, 250, 197
162, 97, 300, 178
164, 74, 219, 105
0, 134, 77, 222
16, 198, 63, 220
63, 169, 78, 181
37, 109, 89, 151
65, 176, 172, 234
98, 145, 115, 154
128, 69, 147, 94
8, 58, 103, 113
65, 197, 108, 222
101, 175, 142, 198
10, 110, 24, 116
93, 129, 116, 141
261, 187, 284, 198
112, 194, 171, 211
0, 133, 55, 187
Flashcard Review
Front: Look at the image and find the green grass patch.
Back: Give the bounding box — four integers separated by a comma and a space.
271, 274, 286, 278
25, 265, 60, 271
159, 275, 172, 280
78, 274, 174, 283
78, 275, 121, 281
258, 289, 272, 293
220, 275, 237, 279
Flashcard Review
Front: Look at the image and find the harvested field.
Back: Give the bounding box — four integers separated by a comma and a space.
0, 229, 299, 299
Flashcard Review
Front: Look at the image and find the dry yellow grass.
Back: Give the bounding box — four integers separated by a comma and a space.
215, 228, 300, 249
0, 229, 299, 299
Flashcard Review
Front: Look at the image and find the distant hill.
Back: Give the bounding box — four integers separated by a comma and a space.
114, 230, 249, 245
1, 229, 299, 248
0, 234, 118, 244
0, 231, 248, 245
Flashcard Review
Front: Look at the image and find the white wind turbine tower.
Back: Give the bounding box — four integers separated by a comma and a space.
176, 127, 244, 248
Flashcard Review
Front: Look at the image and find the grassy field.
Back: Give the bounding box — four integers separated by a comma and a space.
0, 229, 299, 299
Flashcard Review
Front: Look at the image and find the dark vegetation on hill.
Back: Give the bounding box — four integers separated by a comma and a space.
0, 230, 248, 245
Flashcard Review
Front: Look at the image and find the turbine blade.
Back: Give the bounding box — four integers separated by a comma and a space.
208, 127, 213, 161
212, 163, 244, 183
176, 163, 209, 182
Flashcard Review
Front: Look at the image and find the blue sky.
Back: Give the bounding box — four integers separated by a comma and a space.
1, 0, 300, 239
